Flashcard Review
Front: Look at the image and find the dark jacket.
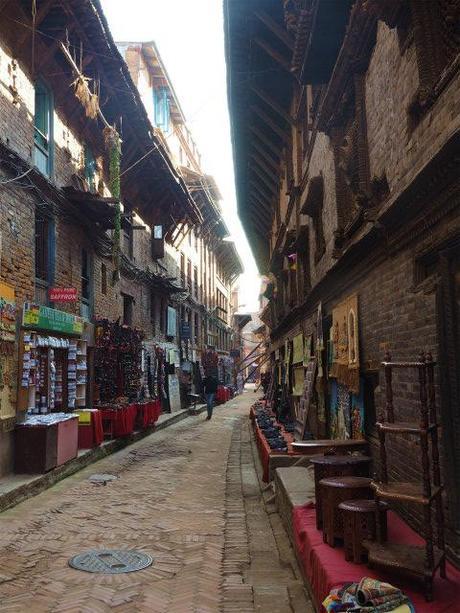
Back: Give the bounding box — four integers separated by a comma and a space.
203, 376, 218, 394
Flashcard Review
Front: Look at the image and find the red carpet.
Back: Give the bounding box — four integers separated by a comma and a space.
293, 504, 460, 611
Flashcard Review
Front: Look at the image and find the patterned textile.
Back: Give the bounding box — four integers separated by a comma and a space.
323, 577, 415, 612
330, 380, 352, 439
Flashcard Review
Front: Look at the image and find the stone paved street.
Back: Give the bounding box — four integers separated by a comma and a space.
0, 391, 311, 612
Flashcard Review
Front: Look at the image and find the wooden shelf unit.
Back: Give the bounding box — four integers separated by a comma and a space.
367, 352, 446, 602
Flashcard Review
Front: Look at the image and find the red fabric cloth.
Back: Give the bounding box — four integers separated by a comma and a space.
216, 386, 226, 404
77, 410, 103, 449
136, 400, 162, 428
292, 504, 460, 612
99, 404, 137, 437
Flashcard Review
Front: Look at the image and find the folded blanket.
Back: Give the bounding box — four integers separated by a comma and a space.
323, 578, 415, 613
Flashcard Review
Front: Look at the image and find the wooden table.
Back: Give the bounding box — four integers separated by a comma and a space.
311, 454, 371, 529
339, 499, 388, 563
291, 439, 368, 456
319, 476, 373, 547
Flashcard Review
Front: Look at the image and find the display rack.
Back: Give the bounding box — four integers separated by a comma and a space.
365, 352, 446, 601
75, 339, 87, 408
18, 332, 87, 414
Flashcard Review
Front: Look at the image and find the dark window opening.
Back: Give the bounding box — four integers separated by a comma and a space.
123, 222, 133, 260
101, 263, 107, 295
84, 145, 97, 191
34, 81, 53, 177
151, 225, 164, 259
122, 293, 134, 327
193, 266, 198, 298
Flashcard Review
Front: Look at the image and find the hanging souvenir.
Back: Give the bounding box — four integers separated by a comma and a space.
330, 294, 360, 393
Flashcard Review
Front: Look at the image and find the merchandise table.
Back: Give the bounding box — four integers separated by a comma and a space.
253, 420, 297, 482
292, 504, 460, 612
76, 409, 104, 449
15, 413, 79, 473
98, 403, 137, 438
136, 400, 161, 428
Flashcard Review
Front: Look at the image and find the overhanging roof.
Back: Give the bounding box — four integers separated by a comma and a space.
224, 0, 294, 273
296, 0, 354, 84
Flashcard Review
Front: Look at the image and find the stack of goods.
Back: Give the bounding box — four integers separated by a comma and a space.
255, 406, 288, 452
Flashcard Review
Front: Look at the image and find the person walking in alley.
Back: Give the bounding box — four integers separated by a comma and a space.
203, 374, 218, 420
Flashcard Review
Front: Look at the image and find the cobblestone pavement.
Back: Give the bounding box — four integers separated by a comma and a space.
0, 391, 311, 612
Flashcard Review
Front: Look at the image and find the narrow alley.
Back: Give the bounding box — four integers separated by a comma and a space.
0, 391, 311, 613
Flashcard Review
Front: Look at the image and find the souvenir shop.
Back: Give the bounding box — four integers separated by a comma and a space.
15, 303, 87, 472
251, 294, 460, 612
93, 319, 161, 438
265, 296, 364, 443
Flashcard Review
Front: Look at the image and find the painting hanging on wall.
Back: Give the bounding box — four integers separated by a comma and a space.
329, 379, 352, 439
351, 379, 365, 439
330, 294, 360, 393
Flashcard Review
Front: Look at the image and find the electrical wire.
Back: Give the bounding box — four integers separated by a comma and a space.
0, 167, 33, 184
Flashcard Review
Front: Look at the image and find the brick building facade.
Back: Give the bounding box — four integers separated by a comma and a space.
0, 1, 241, 478
226, 0, 460, 563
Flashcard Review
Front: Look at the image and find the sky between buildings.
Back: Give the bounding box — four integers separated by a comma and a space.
100, 0, 261, 312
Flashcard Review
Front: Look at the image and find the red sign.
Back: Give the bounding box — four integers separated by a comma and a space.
49, 287, 78, 302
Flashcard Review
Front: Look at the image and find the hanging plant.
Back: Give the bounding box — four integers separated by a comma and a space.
104, 126, 121, 282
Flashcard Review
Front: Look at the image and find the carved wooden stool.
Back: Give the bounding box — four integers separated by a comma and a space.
320, 476, 373, 547
311, 455, 371, 530
339, 499, 389, 563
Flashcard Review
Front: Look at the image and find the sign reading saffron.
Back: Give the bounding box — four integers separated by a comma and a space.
49, 287, 77, 302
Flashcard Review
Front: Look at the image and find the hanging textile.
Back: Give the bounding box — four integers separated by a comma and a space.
329, 380, 352, 439
303, 334, 313, 366
292, 333, 304, 365
292, 366, 305, 396
351, 378, 365, 439
315, 302, 327, 426
330, 294, 360, 394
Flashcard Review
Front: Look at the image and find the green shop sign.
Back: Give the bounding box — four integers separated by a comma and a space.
22, 303, 84, 335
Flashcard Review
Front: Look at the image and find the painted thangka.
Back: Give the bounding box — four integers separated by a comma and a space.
330, 294, 360, 394
329, 378, 365, 440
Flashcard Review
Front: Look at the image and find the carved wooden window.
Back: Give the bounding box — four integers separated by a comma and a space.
410, 0, 460, 100
302, 175, 326, 264
330, 74, 372, 243
296, 226, 310, 299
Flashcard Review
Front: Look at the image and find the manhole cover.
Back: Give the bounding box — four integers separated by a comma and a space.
89, 474, 118, 485
69, 550, 153, 574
